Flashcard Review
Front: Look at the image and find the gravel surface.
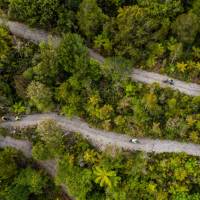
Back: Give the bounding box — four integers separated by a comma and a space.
1, 113, 200, 157
0, 18, 199, 96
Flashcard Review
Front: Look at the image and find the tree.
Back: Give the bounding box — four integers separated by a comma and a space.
0, 80, 13, 115
14, 168, 48, 194
0, 27, 11, 67
93, 166, 121, 188
33, 120, 65, 159
5, 168, 48, 200
96, 0, 123, 16
56, 33, 89, 74
0, 148, 18, 181
96, 1, 182, 59
77, 0, 108, 40
26, 81, 54, 112
30, 42, 58, 85
83, 149, 100, 165
55, 33, 99, 116
56, 155, 93, 200
172, 12, 199, 44
8, 0, 60, 27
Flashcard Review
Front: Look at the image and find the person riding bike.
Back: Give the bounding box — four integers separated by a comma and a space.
163, 79, 174, 85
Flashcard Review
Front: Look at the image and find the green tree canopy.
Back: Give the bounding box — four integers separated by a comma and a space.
77, 0, 108, 40
26, 81, 54, 112
172, 12, 199, 44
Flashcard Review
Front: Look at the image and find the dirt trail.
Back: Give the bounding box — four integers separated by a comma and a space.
0, 135, 57, 181
1, 113, 200, 157
0, 135, 72, 199
0, 18, 199, 96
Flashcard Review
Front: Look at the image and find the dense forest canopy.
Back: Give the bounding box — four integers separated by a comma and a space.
0, 26, 200, 143
0, 1, 200, 199
1, 122, 200, 200
0, 147, 65, 200
1, 0, 200, 82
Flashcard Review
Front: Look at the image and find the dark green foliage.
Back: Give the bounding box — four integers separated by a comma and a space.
55, 33, 102, 116
0, 148, 63, 200
0, 80, 13, 113
172, 12, 199, 45
23, 42, 58, 85
1, 0, 200, 82
8, 0, 60, 27
7, 0, 75, 31
77, 0, 108, 40
0, 148, 19, 181
0, 0, 9, 9
0, 27, 39, 116
57, 155, 93, 200
56, 33, 89, 73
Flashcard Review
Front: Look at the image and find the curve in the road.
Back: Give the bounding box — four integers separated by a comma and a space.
0, 18, 199, 96
0, 135, 72, 200
1, 113, 200, 157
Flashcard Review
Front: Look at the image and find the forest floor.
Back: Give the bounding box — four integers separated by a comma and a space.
1, 113, 200, 157
0, 18, 199, 96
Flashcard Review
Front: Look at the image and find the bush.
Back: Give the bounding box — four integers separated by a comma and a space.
26, 81, 54, 112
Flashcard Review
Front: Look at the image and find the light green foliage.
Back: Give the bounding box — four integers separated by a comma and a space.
26, 81, 54, 112
11, 102, 26, 115
94, 166, 121, 188
32, 120, 65, 159
192, 0, 200, 17
32, 142, 50, 160
52, 134, 200, 199
0, 26, 11, 65
77, 0, 108, 40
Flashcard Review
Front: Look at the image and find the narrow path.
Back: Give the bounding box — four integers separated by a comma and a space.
0, 18, 199, 96
1, 113, 200, 157
0, 135, 56, 180
0, 136, 56, 176
0, 135, 72, 200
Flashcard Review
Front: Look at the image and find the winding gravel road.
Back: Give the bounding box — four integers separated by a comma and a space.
0, 18, 199, 96
1, 113, 200, 157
